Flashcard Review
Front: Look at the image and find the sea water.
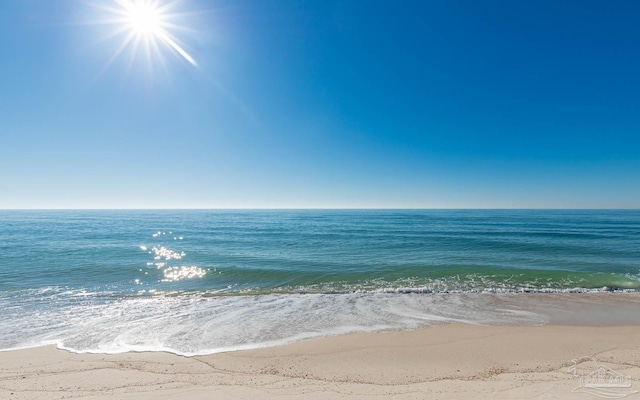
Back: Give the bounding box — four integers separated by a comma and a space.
1, 210, 639, 355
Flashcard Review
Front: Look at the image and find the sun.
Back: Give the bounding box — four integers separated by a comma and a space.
125, 2, 162, 36
89, 0, 199, 72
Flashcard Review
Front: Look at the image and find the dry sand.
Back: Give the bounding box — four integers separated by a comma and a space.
2, 323, 640, 399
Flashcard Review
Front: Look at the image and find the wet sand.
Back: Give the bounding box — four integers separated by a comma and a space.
2, 323, 640, 399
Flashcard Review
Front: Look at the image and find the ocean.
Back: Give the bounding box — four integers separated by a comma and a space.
1, 209, 639, 355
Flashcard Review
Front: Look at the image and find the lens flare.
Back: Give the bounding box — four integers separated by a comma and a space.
88, 0, 199, 74
126, 2, 162, 36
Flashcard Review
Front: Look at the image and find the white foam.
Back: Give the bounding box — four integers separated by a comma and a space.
0, 292, 554, 356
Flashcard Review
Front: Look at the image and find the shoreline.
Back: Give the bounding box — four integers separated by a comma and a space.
4, 291, 640, 357
2, 322, 640, 399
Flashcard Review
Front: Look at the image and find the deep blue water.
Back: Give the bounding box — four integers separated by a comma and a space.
1, 209, 639, 354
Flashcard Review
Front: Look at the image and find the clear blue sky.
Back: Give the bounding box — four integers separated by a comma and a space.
1, 0, 638, 208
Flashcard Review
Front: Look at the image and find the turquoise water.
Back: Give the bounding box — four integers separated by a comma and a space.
1, 210, 639, 354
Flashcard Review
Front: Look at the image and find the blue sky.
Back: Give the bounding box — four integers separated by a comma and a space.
0, 0, 638, 208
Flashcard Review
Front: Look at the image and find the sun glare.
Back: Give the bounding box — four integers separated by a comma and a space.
126, 2, 161, 36
90, 0, 199, 73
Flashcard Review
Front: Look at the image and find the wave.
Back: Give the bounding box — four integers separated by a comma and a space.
161, 269, 640, 296
0, 291, 548, 356
2, 288, 640, 356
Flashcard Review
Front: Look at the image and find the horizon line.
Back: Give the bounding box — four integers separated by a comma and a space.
1, 207, 638, 211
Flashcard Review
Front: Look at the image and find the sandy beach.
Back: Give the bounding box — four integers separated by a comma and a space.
2, 323, 640, 399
